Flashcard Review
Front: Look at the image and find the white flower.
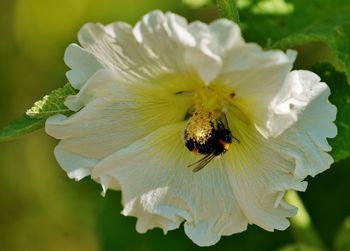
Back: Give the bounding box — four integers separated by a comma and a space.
45, 10, 337, 246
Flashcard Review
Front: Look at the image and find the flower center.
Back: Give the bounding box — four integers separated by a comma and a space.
184, 106, 236, 172
184, 87, 239, 172
194, 86, 224, 112
184, 108, 233, 153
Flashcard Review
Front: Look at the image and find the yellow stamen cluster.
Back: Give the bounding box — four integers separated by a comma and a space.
184, 108, 214, 144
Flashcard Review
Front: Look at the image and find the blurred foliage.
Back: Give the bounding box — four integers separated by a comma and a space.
182, 0, 212, 9
334, 217, 350, 251
239, 0, 350, 83
286, 191, 327, 250
277, 244, 324, 251
0, 0, 350, 251
250, 0, 294, 15
216, 0, 240, 23
311, 63, 350, 162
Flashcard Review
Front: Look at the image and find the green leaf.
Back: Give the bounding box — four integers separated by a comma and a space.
334, 217, 350, 251
216, 0, 240, 24
277, 244, 324, 251
241, 0, 350, 82
311, 63, 350, 162
0, 115, 45, 142
26, 83, 76, 118
0, 84, 76, 142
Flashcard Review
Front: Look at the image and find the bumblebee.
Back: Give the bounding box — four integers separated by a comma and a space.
184, 109, 239, 172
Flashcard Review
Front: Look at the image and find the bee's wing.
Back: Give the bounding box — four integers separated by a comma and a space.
221, 113, 230, 130
220, 112, 240, 143
188, 154, 216, 172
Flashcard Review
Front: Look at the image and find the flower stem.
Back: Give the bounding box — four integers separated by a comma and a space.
215, 0, 240, 24
286, 191, 328, 250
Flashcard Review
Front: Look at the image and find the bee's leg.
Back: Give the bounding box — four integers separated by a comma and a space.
232, 136, 240, 143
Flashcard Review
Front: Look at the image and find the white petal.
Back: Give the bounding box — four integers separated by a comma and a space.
64, 69, 128, 111
222, 69, 336, 229
64, 44, 103, 89
186, 18, 245, 83
92, 123, 248, 246
223, 107, 307, 231
45, 70, 195, 182
48, 118, 122, 188
188, 19, 244, 57
133, 10, 222, 84
268, 70, 337, 138
46, 114, 98, 180
184, 43, 222, 84
99, 175, 121, 196
209, 19, 244, 53
222, 45, 296, 72
215, 48, 296, 137
65, 10, 225, 88
274, 71, 337, 178
53, 140, 121, 191
133, 10, 195, 71
186, 21, 224, 84
67, 19, 172, 90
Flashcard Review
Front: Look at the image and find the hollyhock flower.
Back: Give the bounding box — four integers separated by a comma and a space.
45, 10, 337, 246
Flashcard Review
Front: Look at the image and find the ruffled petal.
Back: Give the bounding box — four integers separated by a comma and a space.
133, 10, 222, 84
187, 19, 243, 83
67, 13, 188, 89
64, 44, 103, 89
273, 71, 337, 178
48, 114, 98, 180
223, 107, 307, 231
69, 21, 164, 88
268, 70, 337, 139
188, 19, 244, 57
52, 138, 122, 194
214, 47, 296, 137
45, 69, 195, 179
92, 123, 248, 246
66, 10, 225, 90
223, 70, 336, 230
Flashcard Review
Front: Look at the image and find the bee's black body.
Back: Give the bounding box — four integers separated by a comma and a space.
185, 122, 232, 155
184, 111, 238, 172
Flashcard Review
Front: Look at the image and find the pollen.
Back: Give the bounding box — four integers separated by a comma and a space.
184, 108, 214, 144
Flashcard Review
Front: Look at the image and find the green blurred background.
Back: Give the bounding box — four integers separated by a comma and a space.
0, 0, 349, 250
